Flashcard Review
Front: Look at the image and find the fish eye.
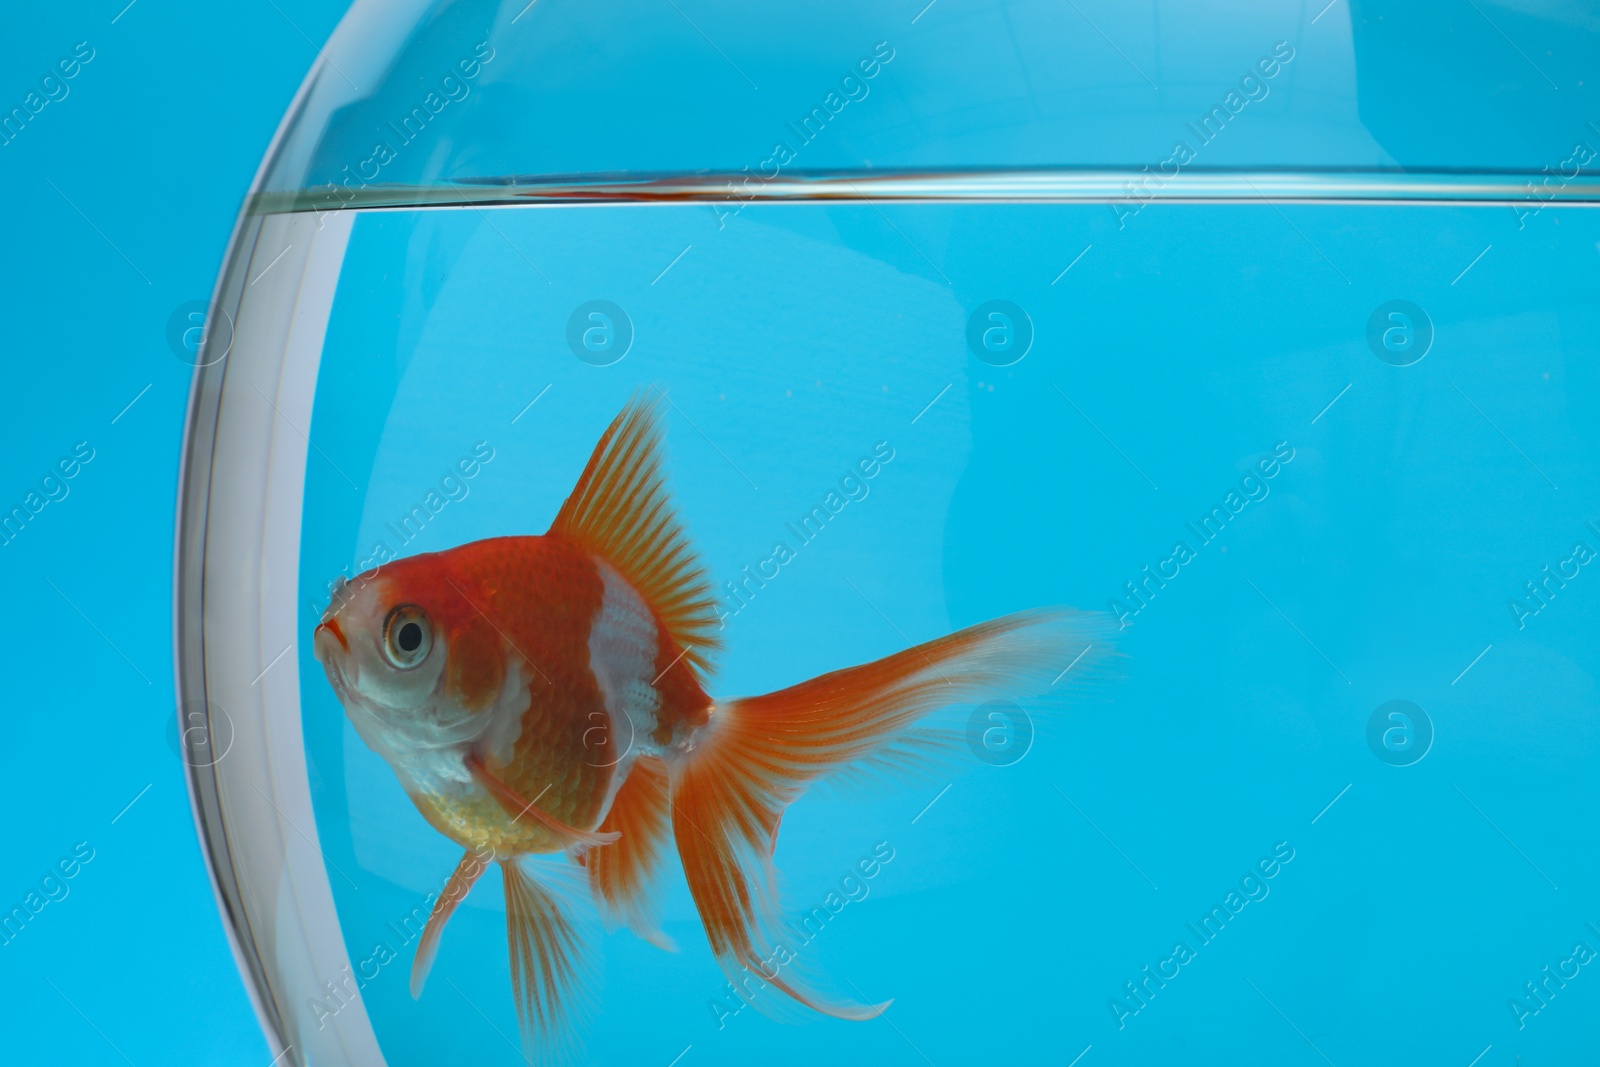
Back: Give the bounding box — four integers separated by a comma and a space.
382, 605, 432, 669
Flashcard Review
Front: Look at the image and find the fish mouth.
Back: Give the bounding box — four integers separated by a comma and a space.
315, 617, 349, 654
321, 654, 351, 707
313, 620, 355, 711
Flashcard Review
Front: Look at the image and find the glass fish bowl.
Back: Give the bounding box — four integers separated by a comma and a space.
176, 2, 1600, 1064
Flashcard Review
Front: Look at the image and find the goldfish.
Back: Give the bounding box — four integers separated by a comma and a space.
313, 393, 1104, 1051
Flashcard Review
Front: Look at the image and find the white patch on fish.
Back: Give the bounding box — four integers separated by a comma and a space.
586, 556, 663, 823
336, 641, 530, 800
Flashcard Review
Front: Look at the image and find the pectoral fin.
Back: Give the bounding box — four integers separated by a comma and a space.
466, 752, 621, 852
410, 848, 489, 999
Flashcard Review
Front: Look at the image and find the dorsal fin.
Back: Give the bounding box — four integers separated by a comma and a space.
549, 391, 723, 678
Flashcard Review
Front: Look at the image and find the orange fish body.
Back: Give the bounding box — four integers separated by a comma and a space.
338, 533, 709, 859
313, 394, 1102, 1049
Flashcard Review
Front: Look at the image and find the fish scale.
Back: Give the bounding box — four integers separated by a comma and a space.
430, 535, 621, 852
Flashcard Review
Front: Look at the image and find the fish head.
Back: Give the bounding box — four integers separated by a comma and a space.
313, 557, 509, 765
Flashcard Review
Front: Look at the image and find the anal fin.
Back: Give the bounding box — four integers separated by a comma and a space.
579, 756, 676, 950
502, 859, 593, 1058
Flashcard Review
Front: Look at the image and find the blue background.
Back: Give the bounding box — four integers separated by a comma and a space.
0, 4, 345, 1064
6, 0, 1600, 1064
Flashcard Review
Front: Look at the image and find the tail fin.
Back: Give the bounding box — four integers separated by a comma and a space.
669, 608, 1109, 1020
